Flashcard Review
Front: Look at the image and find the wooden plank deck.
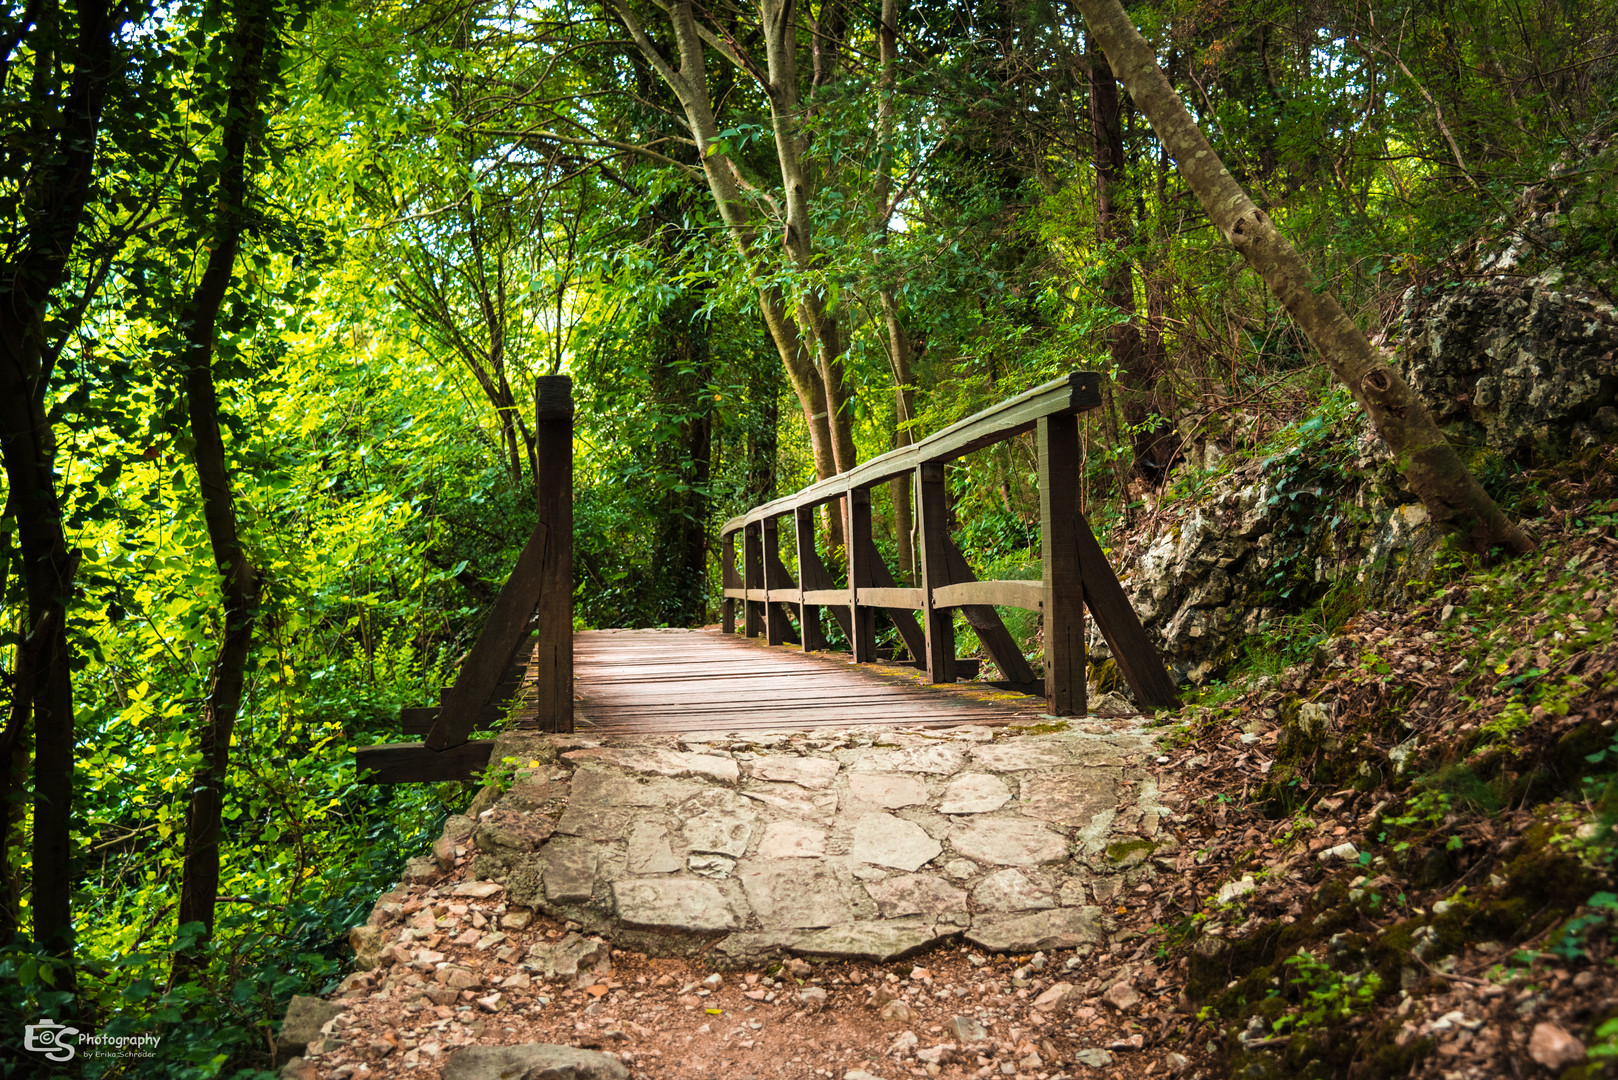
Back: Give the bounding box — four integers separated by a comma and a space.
556, 628, 1050, 735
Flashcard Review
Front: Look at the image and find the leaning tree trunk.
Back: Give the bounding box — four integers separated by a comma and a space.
1073, 0, 1532, 555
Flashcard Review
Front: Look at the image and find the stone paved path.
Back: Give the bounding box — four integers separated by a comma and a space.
406, 720, 1180, 965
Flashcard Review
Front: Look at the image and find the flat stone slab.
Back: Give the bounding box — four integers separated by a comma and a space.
612, 878, 743, 933
444, 1043, 629, 1080
739, 863, 851, 929
679, 790, 758, 857
864, 874, 969, 918
749, 755, 839, 789
971, 868, 1055, 911
949, 815, 1069, 866
937, 773, 1012, 814
1019, 767, 1121, 828
626, 822, 682, 874
847, 772, 929, 808
851, 812, 943, 871
757, 820, 827, 859
965, 906, 1104, 952
852, 742, 967, 775
541, 838, 602, 903
740, 782, 839, 821
563, 746, 739, 784
790, 920, 946, 961
969, 736, 1129, 771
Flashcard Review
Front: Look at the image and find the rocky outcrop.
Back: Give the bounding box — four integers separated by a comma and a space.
1399, 273, 1618, 460
1112, 450, 1445, 687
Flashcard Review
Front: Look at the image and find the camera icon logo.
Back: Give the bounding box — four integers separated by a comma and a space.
23, 1019, 78, 1062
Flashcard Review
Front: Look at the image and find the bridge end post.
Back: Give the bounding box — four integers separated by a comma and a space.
916, 461, 957, 684
1038, 414, 1087, 716
532, 375, 574, 734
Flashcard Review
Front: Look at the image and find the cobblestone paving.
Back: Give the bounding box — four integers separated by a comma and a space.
404, 720, 1182, 965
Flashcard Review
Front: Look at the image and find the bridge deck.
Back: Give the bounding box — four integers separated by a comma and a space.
562, 628, 1049, 736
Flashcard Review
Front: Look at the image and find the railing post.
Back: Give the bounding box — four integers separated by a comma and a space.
794, 506, 825, 651
762, 516, 787, 645
1038, 414, 1086, 716
533, 374, 574, 734
721, 531, 737, 634
744, 521, 763, 637
845, 488, 877, 662
916, 460, 956, 684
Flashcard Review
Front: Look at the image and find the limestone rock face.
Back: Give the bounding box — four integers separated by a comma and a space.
1400, 274, 1618, 460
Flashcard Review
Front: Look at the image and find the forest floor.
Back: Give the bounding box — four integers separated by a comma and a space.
280, 515, 1618, 1080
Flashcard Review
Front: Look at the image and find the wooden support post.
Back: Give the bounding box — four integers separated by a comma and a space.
1038, 414, 1086, 716
916, 460, 956, 684
795, 507, 854, 645
722, 531, 737, 634
860, 535, 928, 664
762, 518, 783, 644
531, 375, 573, 734
743, 521, 763, 637
1071, 505, 1180, 708
942, 536, 1039, 686
794, 506, 825, 651
845, 488, 877, 662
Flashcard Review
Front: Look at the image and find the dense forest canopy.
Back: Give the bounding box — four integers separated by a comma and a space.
2, 0, 1616, 1072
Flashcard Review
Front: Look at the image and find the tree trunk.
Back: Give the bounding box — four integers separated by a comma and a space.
173, 0, 271, 962
1072, 0, 1532, 555
649, 287, 713, 626
607, 0, 853, 483
1088, 42, 1178, 483
0, 0, 120, 975
875, 0, 915, 581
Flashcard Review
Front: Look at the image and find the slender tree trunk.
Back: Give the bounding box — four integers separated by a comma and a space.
0, 0, 119, 978
1073, 0, 1532, 555
1088, 42, 1178, 483
173, 0, 271, 962
874, 0, 915, 580
649, 285, 713, 626
607, 0, 853, 485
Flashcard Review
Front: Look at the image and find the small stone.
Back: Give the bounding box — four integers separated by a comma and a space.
1528, 1023, 1585, 1070
500, 971, 531, 990
881, 999, 915, 1022
475, 993, 502, 1012
452, 881, 503, 899
439, 966, 477, 989
1032, 982, 1073, 1011
947, 1016, 987, 1042
702, 973, 723, 989
1102, 980, 1139, 1012
1216, 876, 1256, 904
1075, 1047, 1114, 1067
500, 908, 533, 930
799, 986, 829, 1009
889, 1030, 919, 1055
1318, 842, 1359, 864
845, 1071, 884, 1080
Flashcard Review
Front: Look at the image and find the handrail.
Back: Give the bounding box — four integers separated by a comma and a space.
717, 370, 1180, 716
719, 371, 1102, 534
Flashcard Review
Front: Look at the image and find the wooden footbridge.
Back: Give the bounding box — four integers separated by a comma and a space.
357, 373, 1177, 783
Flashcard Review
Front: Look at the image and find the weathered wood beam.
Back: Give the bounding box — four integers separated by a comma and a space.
356, 740, 495, 784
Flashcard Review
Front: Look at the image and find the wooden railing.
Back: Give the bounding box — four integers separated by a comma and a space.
356, 375, 576, 783
719, 372, 1178, 715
